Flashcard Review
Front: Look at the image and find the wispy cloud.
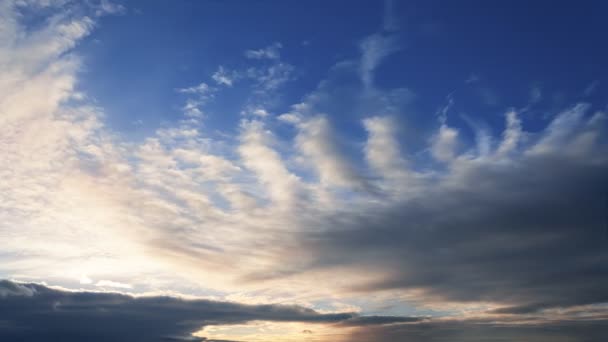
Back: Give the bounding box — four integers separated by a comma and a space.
212, 66, 237, 86
359, 33, 399, 89
245, 42, 282, 60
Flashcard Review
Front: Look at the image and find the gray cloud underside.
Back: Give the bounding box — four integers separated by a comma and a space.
247, 134, 608, 313
341, 318, 608, 342
303, 152, 608, 311
3, 280, 605, 342
0, 280, 413, 341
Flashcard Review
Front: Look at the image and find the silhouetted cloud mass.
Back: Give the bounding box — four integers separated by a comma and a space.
0, 280, 413, 341
4, 280, 607, 342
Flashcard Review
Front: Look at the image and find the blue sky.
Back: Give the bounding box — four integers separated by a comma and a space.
1, 1, 608, 341
78, 0, 607, 140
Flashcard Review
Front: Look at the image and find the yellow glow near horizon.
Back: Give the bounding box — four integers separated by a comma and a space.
194, 321, 354, 342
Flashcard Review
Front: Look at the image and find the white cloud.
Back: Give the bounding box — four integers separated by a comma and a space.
359, 33, 399, 88
79, 275, 93, 284
238, 120, 301, 206
177, 82, 211, 95
431, 124, 459, 162
181, 98, 204, 117
252, 108, 269, 117
95, 280, 133, 289
212, 66, 237, 86
461, 115, 493, 159
495, 110, 522, 157
0, 1, 164, 290
278, 112, 302, 124
177, 82, 214, 117
529, 103, 589, 155
363, 116, 408, 182
292, 115, 368, 190
96, 0, 126, 17
247, 62, 294, 91
245, 42, 282, 60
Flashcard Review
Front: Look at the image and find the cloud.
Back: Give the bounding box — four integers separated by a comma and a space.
295, 104, 608, 312
251, 108, 269, 117
291, 115, 369, 190
0, 280, 418, 342
363, 116, 408, 183
177, 83, 214, 118
245, 42, 282, 60
95, 280, 133, 289
238, 119, 302, 207
95, 0, 126, 17
247, 62, 294, 91
212, 66, 236, 87
209, 47, 294, 117
215, 48, 293, 92
430, 123, 459, 162
495, 110, 522, 157
359, 33, 399, 88
340, 317, 608, 342
177, 82, 212, 95
0, 1, 141, 285
529, 103, 591, 155
4, 283, 600, 342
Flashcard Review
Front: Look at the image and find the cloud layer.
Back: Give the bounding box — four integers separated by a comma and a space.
0, 280, 413, 341
3, 280, 607, 342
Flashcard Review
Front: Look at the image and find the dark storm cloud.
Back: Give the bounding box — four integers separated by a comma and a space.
0, 280, 414, 342
292, 131, 608, 312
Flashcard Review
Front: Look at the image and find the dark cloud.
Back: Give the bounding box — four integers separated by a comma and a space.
3, 279, 605, 342
0, 280, 416, 342
287, 123, 608, 313
341, 318, 608, 342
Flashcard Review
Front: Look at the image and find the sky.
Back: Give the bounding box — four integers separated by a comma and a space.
1, 0, 608, 341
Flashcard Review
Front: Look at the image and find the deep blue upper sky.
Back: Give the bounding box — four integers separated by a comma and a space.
78, 0, 607, 143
